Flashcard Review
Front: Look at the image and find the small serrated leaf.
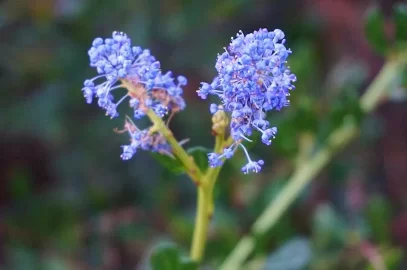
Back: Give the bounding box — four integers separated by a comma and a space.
151, 153, 185, 174
187, 146, 211, 172
364, 6, 389, 54
150, 242, 181, 270
394, 3, 407, 42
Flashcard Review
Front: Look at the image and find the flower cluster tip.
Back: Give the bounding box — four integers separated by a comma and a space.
199, 28, 296, 173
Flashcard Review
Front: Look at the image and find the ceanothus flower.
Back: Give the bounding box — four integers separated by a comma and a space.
199, 28, 296, 173
82, 31, 187, 160
82, 31, 187, 118
118, 117, 172, 160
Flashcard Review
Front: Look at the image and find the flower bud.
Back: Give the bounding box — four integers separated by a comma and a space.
211, 106, 228, 136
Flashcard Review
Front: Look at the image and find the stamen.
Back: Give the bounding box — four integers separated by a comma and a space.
239, 134, 253, 142
239, 144, 252, 162
115, 94, 129, 107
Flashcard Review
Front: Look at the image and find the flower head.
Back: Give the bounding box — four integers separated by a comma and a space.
82, 31, 187, 119
82, 31, 187, 160
200, 28, 296, 173
119, 118, 172, 160
241, 159, 264, 174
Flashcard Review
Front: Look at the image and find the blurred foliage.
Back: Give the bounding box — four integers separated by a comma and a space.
364, 6, 389, 55
150, 242, 197, 270
0, 0, 407, 269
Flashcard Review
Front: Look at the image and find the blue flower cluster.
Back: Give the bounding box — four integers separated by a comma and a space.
119, 118, 172, 160
198, 28, 296, 173
82, 31, 187, 160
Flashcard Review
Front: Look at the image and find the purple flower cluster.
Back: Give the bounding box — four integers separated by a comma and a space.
82, 31, 187, 160
198, 29, 296, 173
119, 118, 172, 160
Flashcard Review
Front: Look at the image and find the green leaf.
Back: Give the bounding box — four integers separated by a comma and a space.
150, 242, 182, 270
151, 153, 185, 174
187, 146, 211, 172
180, 257, 198, 270
394, 3, 407, 42
364, 6, 388, 54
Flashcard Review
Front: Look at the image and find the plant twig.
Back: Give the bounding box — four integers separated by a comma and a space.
122, 79, 203, 185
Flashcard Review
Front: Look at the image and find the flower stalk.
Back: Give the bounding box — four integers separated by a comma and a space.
190, 109, 234, 261
146, 109, 203, 184
120, 79, 203, 185
190, 184, 211, 261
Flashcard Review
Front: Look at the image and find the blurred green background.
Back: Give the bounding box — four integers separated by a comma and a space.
1, 0, 407, 269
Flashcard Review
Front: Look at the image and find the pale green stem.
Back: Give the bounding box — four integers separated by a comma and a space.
122, 79, 203, 184
190, 133, 232, 261
122, 79, 210, 260
206, 136, 222, 218
146, 109, 204, 184
190, 185, 211, 261
220, 53, 407, 270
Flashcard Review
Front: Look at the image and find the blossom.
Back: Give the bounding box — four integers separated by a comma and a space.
199, 28, 296, 173
82, 31, 187, 160
82, 31, 187, 119
241, 160, 264, 174
119, 118, 172, 160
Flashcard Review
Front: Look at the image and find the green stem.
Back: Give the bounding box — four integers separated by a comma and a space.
147, 110, 202, 185
190, 185, 211, 261
190, 164, 225, 261
121, 79, 203, 184
206, 136, 222, 217
205, 136, 233, 182
220, 53, 407, 270
190, 133, 234, 261
190, 135, 223, 260
251, 119, 358, 235
146, 109, 203, 184
205, 135, 233, 217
